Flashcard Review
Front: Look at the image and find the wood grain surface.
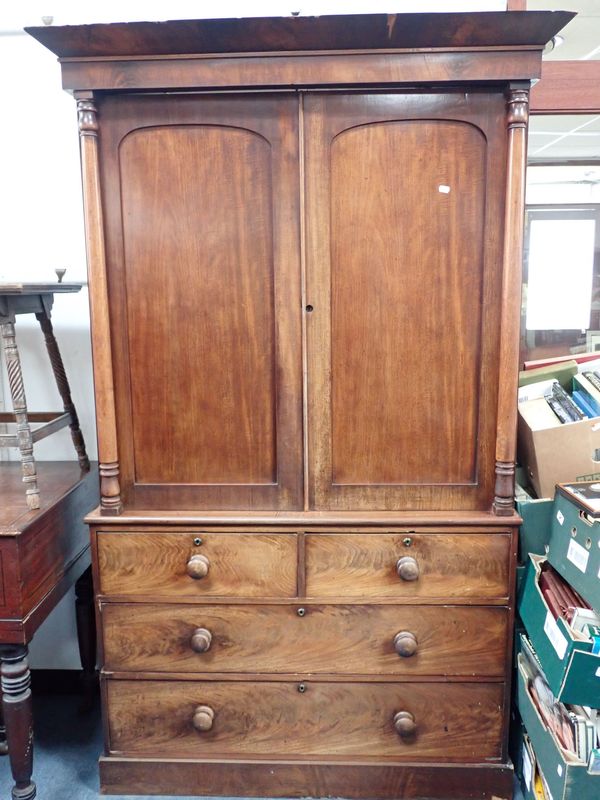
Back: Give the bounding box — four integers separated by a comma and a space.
99, 757, 514, 799
102, 602, 507, 676
20, 7, 570, 797
304, 92, 506, 511
97, 93, 303, 510
0, 463, 98, 643
330, 119, 485, 487
106, 678, 504, 760
27, 12, 572, 57
120, 126, 276, 485
97, 531, 298, 598
0, 462, 92, 533
305, 532, 510, 599
78, 99, 122, 514
59, 51, 543, 95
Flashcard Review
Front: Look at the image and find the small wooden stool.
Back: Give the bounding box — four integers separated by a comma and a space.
0, 283, 89, 510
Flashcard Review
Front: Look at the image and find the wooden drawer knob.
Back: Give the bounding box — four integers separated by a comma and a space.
396, 556, 419, 582
393, 631, 418, 658
192, 705, 215, 732
190, 628, 212, 653
393, 711, 417, 738
186, 554, 210, 579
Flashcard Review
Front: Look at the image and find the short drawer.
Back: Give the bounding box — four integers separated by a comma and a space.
305, 532, 511, 599
106, 678, 504, 761
97, 532, 297, 598
102, 602, 507, 677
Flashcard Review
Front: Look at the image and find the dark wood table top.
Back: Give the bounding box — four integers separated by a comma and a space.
0, 461, 95, 535
0, 283, 82, 296
0, 462, 98, 643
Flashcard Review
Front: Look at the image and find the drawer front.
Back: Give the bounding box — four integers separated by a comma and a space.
106, 679, 504, 760
103, 602, 507, 677
97, 532, 297, 598
305, 532, 511, 599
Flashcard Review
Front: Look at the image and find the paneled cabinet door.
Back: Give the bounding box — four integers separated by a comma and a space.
304, 92, 507, 511
97, 93, 303, 510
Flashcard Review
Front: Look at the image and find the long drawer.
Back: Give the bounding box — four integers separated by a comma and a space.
97, 532, 298, 598
106, 678, 504, 760
102, 602, 508, 676
306, 532, 511, 599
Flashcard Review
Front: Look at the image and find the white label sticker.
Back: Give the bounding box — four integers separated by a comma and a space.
557, 510, 565, 525
522, 742, 533, 790
544, 611, 568, 660
596, 667, 600, 677
567, 538, 590, 573
557, 764, 563, 777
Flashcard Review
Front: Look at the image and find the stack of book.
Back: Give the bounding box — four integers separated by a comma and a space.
518, 363, 600, 426
514, 483, 600, 800
518, 357, 600, 498
517, 635, 600, 798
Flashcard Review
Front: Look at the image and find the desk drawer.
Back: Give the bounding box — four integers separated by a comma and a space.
305, 532, 511, 600
97, 532, 297, 598
106, 678, 504, 761
102, 602, 507, 677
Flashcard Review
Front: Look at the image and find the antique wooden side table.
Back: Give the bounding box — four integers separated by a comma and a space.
0, 462, 98, 800
0, 282, 89, 510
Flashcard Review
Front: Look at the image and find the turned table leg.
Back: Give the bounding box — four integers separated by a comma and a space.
0, 323, 39, 510
0, 690, 8, 755
36, 308, 90, 471
0, 645, 35, 800
75, 566, 97, 709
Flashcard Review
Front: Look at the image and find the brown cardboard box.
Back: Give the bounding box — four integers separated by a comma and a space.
518, 400, 600, 498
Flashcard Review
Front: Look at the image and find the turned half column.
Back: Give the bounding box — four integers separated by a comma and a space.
77, 94, 122, 514
493, 84, 529, 515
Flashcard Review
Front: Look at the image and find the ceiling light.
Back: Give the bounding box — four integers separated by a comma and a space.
544, 34, 565, 55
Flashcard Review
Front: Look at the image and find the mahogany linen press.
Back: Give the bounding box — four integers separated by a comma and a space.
27, 10, 572, 799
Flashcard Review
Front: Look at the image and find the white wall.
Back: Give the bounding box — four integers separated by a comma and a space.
0, 32, 95, 465
0, 30, 95, 669
0, 0, 506, 667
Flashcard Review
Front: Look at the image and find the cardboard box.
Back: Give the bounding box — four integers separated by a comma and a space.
517, 731, 546, 800
549, 483, 600, 612
518, 404, 600, 499
516, 564, 527, 600
516, 495, 554, 561
518, 555, 600, 706
516, 656, 600, 800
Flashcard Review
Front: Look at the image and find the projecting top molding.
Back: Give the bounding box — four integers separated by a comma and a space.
26, 11, 575, 57
25, 11, 576, 93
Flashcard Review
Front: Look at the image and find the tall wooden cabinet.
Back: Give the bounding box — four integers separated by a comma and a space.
28, 11, 572, 799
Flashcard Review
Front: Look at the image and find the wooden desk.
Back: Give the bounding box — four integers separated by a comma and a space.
0, 462, 98, 800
